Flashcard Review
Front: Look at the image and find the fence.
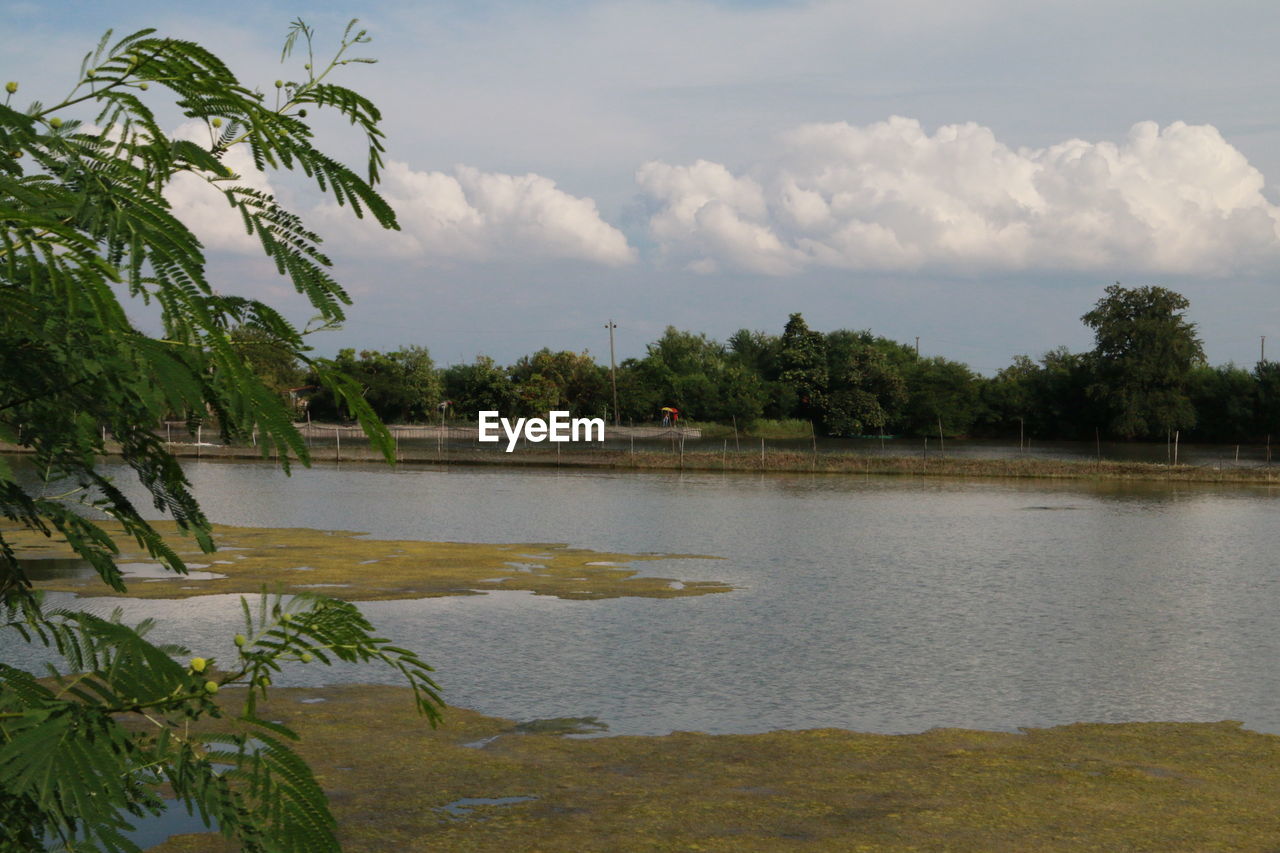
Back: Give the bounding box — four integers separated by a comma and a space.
146, 420, 1280, 474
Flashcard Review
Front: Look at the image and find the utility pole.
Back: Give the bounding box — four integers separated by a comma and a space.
606, 319, 619, 427
915, 336, 920, 359
1262, 335, 1267, 365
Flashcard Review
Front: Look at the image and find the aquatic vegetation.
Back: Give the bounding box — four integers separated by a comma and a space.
5, 521, 729, 601
151, 685, 1280, 852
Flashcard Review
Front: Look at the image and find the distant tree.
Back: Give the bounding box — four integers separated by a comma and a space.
1082, 284, 1203, 439
631, 328, 765, 423
508, 349, 608, 417
727, 329, 782, 379
442, 356, 518, 417
308, 346, 442, 423
821, 330, 907, 436
1028, 347, 1098, 440
1254, 361, 1280, 440
1187, 364, 1255, 443
897, 356, 985, 437
778, 313, 828, 420
230, 326, 306, 397
978, 355, 1038, 437
727, 329, 793, 418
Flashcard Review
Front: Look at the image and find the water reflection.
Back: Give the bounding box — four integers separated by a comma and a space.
5, 457, 1280, 737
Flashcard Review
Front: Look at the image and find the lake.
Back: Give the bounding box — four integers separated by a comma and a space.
7, 457, 1280, 736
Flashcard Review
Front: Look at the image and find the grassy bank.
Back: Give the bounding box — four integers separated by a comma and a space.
696, 418, 816, 440
6, 521, 728, 601
9, 442, 1280, 484
155, 684, 1280, 852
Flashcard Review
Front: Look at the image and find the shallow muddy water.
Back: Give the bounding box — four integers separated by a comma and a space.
7, 457, 1280, 736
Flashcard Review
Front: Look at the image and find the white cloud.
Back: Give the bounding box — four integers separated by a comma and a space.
638, 117, 1280, 276
163, 124, 633, 267
327, 161, 635, 267
164, 122, 276, 254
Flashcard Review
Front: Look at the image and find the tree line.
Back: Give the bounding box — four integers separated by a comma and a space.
245, 284, 1280, 443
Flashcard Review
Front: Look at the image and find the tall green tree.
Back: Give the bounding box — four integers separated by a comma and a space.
897, 356, 984, 437
308, 346, 442, 423
442, 355, 518, 417
0, 22, 441, 851
1186, 363, 1255, 443
778, 313, 827, 421
631, 328, 765, 424
821, 330, 906, 437
1082, 284, 1204, 438
508, 349, 608, 417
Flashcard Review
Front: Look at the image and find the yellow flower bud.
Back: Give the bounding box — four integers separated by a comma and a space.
189, 657, 207, 672
204, 681, 219, 694
300, 652, 313, 663
4, 81, 17, 94
234, 633, 247, 647
211, 117, 222, 128
49, 117, 62, 129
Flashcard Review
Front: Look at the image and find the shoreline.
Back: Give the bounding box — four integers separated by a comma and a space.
15, 441, 1279, 485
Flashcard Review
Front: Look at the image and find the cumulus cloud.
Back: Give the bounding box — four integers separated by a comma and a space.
638, 117, 1280, 275
163, 123, 633, 267
326, 161, 635, 267
164, 122, 275, 253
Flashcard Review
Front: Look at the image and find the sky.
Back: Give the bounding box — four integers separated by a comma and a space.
5, 0, 1280, 372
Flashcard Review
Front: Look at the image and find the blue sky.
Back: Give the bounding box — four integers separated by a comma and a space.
6, 1, 1280, 370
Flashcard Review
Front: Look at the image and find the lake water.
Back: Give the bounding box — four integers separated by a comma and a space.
7, 458, 1280, 736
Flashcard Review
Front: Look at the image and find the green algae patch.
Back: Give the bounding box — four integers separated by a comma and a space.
3, 521, 729, 601
150, 685, 1280, 852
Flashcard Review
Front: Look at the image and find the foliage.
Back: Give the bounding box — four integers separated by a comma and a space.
778, 313, 828, 421
307, 346, 442, 423
231, 325, 307, 397
896, 356, 985, 437
821, 330, 907, 437
1082, 283, 1204, 439
442, 355, 518, 418
1186, 364, 1255, 443
508, 349, 608, 418
626, 328, 766, 425
0, 20, 441, 851
1253, 361, 1280, 440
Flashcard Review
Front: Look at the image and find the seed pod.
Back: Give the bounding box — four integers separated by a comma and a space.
298, 109, 307, 118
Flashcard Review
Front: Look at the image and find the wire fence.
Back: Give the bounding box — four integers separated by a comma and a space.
150, 421, 1280, 471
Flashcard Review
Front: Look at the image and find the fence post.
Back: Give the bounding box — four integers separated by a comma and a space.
335, 428, 341, 462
